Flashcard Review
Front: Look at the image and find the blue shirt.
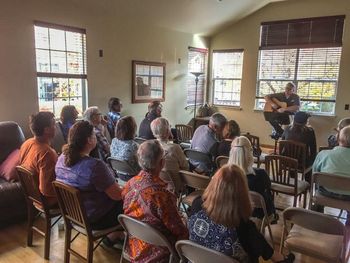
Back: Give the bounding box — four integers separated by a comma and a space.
107, 111, 121, 138
55, 155, 116, 222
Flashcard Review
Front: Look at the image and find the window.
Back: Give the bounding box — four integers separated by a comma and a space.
256, 15, 344, 114
212, 50, 244, 106
186, 47, 208, 106
34, 21, 87, 116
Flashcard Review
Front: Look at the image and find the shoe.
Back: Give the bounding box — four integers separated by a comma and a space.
277, 253, 295, 263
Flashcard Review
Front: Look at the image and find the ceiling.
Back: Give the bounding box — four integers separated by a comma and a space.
82, 0, 288, 36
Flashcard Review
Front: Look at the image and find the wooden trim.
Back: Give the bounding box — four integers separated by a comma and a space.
188, 46, 208, 53
259, 43, 342, 50
212, 49, 244, 53
261, 15, 345, 26
34, 20, 86, 34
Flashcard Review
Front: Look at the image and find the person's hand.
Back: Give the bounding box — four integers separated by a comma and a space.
277, 108, 285, 113
101, 115, 108, 126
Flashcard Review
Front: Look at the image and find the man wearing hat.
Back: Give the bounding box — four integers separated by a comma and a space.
281, 111, 316, 181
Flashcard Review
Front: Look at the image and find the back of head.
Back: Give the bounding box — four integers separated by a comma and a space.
338, 118, 350, 131
224, 120, 240, 139
108, 97, 121, 112
83, 106, 100, 123
115, 116, 136, 140
209, 113, 227, 129
339, 125, 350, 147
30, 111, 55, 137
63, 120, 94, 167
60, 105, 78, 124
229, 136, 254, 175
293, 111, 310, 125
137, 139, 164, 172
150, 117, 170, 140
202, 164, 252, 228
148, 101, 162, 114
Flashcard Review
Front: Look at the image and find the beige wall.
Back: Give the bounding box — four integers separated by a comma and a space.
0, 0, 208, 137
210, 0, 350, 146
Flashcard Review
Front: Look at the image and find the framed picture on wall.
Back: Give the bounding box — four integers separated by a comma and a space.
132, 60, 166, 103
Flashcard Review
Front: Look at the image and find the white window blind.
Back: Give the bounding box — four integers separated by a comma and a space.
212, 50, 243, 106
34, 21, 87, 116
186, 47, 208, 106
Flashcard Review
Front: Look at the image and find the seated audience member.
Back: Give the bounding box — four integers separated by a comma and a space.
151, 117, 189, 192
52, 105, 79, 153
55, 121, 123, 232
281, 111, 316, 181
327, 117, 350, 148
189, 164, 294, 263
106, 97, 122, 139
190, 112, 227, 173
83, 106, 110, 161
138, 101, 162, 139
217, 120, 240, 156
122, 140, 188, 262
229, 136, 276, 220
19, 111, 58, 206
313, 125, 350, 225
110, 116, 140, 183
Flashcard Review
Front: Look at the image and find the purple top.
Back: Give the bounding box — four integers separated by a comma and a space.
55, 154, 116, 222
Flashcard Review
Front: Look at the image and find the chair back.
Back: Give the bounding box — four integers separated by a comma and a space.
108, 157, 138, 176
318, 146, 333, 152
278, 140, 307, 170
175, 125, 193, 144
184, 149, 212, 164
243, 133, 262, 157
249, 191, 268, 216
175, 240, 239, 263
118, 214, 177, 257
265, 155, 298, 187
310, 172, 350, 210
52, 181, 90, 231
134, 137, 147, 144
16, 166, 48, 210
179, 170, 210, 190
215, 155, 229, 168
283, 207, 344, 236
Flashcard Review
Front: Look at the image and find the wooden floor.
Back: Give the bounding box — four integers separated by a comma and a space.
0, 194, 349, 263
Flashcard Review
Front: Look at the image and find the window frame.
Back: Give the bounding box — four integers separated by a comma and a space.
34, 21, 88, 116
211, 49, 244, 108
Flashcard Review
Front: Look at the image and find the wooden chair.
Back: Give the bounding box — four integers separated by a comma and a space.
16, 166, 61, 260
215, 155, 229, 168
175, 124, 193, 144
249, 191, 274, 246
108, 157, 138, 184
265, 155, 309, 208
52, 181, 122, 263
178, 170, 210, 213
176, 240, 239, 263
281, 207, 346, 262
118, 214, 179, 263
184, 149, 214, 175
310, 172, 350, 218
318, 145, 334, 152
278, 140, 312, 181
243, 133, 264, 167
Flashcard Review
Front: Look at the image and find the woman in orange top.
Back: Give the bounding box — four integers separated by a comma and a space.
122, 140, 188, 262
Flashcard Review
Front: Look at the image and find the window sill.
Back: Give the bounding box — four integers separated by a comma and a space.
215, 105, 242, 111
253, 108, 336, 117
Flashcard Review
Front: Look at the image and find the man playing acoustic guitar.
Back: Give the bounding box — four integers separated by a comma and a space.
264, 82, 300, 139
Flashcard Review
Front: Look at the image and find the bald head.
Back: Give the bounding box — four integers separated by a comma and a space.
339, 125, 350, 147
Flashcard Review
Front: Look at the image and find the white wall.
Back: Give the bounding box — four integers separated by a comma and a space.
0, 0, 209, 136
210, 0, 350, 146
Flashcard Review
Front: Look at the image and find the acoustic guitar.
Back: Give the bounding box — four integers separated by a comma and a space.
264, 98, 287, 112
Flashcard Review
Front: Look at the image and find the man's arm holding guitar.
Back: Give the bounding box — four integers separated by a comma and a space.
277, 104, 299, 113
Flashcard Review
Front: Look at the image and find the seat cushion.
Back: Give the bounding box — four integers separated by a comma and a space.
271, 180, 309, 195
285, 225, 343, 262
72, 223, 123, 238
313, 192, 350, 211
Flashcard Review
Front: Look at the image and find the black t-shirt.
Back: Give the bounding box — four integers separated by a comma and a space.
270, 92, 300, 107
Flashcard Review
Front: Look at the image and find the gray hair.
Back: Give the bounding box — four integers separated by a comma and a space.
83, 106, 100, 122
150, 117, 170, 140
228, 136, 255, 175
209, 113, 227, 129
339, 126, 350, 147
338, 118, 350, 131
137, 140, 164, 171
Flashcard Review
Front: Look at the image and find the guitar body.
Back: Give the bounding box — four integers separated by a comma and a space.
264, 98, 287, 112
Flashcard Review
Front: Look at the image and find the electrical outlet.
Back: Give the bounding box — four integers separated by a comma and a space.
345, 104, 349, 110
99, 49, 103, 57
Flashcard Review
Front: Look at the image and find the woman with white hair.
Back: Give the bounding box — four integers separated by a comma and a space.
83, 106, 110, 161
229, 136, 276, 220
122, 140, 188, 262
150, 117, 189, 192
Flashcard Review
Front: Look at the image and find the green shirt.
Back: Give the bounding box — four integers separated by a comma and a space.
313, 146, 350, 195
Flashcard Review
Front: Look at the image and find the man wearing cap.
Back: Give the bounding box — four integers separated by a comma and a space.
264, 82, 300, 139
313, 125, 350, 225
